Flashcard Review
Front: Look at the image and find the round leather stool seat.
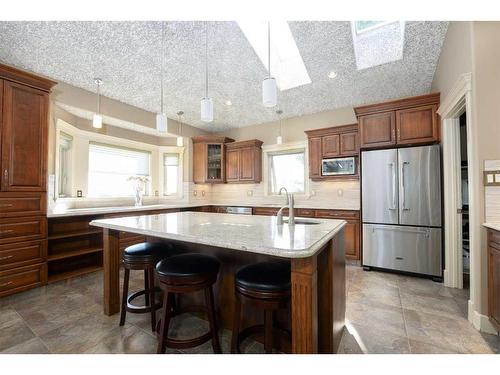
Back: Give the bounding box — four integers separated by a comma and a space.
123, 242, 170, 263
156, 253, 220, 278
235, 261, 291, 293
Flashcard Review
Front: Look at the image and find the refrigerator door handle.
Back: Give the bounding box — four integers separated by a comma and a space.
388, 162, 397, 210
401, 161, 410, 211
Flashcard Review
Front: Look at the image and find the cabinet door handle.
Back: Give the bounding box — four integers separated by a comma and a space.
3, 170, 7, 186
0, 230, 14, 235
0, 255, 13, 261
0, 204, 13, 208
0, 281, 13, 288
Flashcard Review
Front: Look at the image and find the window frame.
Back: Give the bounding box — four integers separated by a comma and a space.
159, 146, 185, 199
262, 141, 309, 197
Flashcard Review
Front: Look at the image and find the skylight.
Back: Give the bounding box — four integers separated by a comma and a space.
351, 21, 405, 70
237, 21, 312, 91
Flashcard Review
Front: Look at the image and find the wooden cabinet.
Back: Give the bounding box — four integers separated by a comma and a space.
192, 136, 234, 184
315, 209, 360, 260
487, 229, 500, 330
355, 93, 440, 150
225, 139, 263, 183
358, 112, 396, 148
396, 104, 439, 145
305, 124, 359, 181
0, 63, 56, 297
253, 206, 361, 261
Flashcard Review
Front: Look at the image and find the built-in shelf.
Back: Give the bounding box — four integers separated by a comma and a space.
48, 247, 103, 262
48, 265, 102, 283
48, 229, 102, 240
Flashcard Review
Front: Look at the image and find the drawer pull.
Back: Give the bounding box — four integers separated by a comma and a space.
0, 204, 13, 208
0, 230, 14, 235
0, 281, 13, 288
0, 255, 14, 261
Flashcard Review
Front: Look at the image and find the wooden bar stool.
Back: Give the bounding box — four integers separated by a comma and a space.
119, 242, 172, 332
155, 253, 222, 354
231, 261, 291, 354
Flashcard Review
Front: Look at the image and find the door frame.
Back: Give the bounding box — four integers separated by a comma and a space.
438, 73, 491, 331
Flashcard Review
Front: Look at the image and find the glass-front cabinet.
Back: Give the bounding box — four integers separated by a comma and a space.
192, 136, 234, 183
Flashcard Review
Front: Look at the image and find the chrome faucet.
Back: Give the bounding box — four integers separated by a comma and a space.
277, 187, 295, 225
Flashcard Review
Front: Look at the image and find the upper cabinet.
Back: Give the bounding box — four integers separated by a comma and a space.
355, 93, 440, 150
192, 136, 234, 184
0, 65, 56, 192
305, 123, 359, 181
225, 139, 263, 183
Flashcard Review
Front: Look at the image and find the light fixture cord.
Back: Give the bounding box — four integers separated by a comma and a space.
205, 22, 209, 98
96, 81, 100, 114
267, 21, 271, 77
160, 21, 165, 113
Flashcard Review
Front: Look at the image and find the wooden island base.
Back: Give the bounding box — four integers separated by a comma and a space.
102, 228, 345, 354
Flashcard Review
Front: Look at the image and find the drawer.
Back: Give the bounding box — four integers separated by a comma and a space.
253, 207, 279, 216
0, 193, 46, 217
488, 229, 500, 247
0, 263, 47, 297
0, 216, 47, 244
315, 209, 359, 219
296, 208, 315, 218
0, 240, 47, 270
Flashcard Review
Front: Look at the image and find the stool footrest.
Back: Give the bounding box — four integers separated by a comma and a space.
233, 324, 291, 354
126, 288, 162, 314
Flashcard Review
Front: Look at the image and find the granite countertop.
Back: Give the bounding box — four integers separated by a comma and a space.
483, 222, 500, 232
90, 211, 346, 259
47, 202, 359, 218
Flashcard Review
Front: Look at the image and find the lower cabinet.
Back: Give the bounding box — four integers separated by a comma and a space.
254, 207, 361, 260
0, 263, 47, 297
487, 229, 500, 330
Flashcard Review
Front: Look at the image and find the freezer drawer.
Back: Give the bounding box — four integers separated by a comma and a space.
363, 224, 442, 277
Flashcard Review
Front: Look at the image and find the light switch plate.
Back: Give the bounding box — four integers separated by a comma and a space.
484, 170, 500, 186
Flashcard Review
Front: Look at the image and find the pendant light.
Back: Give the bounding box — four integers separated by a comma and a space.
92, 78, 103, 129
176, 111, 184, 147
201, 22, 214, 122
156, 22, 168, 132
276, 109, 283, 144
262, 21, 277, 108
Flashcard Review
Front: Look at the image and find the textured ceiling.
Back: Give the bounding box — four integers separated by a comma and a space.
0, 21, 448, 132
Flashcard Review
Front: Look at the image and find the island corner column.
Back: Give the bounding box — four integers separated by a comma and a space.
103, 228, 121, 316
291, 254, 319, 353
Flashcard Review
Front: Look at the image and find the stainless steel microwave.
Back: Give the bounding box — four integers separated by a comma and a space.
322, 157, 356, 176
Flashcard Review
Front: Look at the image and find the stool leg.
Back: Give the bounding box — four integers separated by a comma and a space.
264, 309, 273, 354
230, 296, 241, 354
148, 268, 156, 332
204, 287, 222, 354
119, 268, 130, 326
157, 291, 173, 354
144, 269, 150, 307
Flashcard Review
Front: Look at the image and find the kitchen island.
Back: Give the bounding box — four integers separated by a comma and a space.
90, 212, 346, 353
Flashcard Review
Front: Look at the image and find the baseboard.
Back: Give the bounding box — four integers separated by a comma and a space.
468, 300, 499, 335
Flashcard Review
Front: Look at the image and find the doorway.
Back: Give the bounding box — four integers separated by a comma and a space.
459, 113, 470, 290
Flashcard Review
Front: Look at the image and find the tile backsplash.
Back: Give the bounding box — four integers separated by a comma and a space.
485, 160, 500, 222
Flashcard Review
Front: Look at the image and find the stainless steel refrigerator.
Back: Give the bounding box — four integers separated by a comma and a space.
361, 145, 442, 278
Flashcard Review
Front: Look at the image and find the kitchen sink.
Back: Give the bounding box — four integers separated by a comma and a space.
283, 218, 321, 225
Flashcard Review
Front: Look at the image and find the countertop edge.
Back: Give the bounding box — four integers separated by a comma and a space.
483, 222, 500, 231
90, 218, 347, 259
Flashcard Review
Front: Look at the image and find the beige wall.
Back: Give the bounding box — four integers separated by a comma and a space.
431, 21, 500, 319
217, 107, 357, 145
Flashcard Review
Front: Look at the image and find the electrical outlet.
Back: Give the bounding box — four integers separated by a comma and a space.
193, 190, 198, 197
201, 190, 205, 197
310, 190, 316, 196
154, 190, 159, 197
337, 189, 344, 197
247, 190, 253, 197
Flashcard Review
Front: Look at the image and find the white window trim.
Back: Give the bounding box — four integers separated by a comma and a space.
158, 146, 185, 199
262, 141, 310, 197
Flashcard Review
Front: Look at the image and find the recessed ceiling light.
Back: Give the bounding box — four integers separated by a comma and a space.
328, 71, 337, 79
237, 21, 312, 91
225, 100, 232, 106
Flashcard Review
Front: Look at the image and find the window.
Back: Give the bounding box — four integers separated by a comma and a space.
163, 153, 179, 196
268, 149, 305, 194
88, 143, 151, 197
58, 132, 73, 197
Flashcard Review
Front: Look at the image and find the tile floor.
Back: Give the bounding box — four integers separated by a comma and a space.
0, 265, 498, 354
